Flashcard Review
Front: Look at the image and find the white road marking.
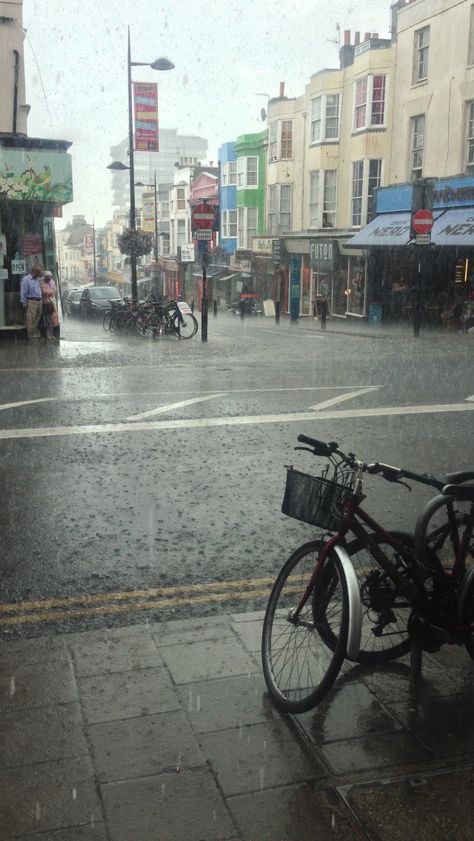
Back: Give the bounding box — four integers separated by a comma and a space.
309, 387, 379, 411
1, 402, 473, 441
126, 393, 227, 421
466, 395, 474, 402
0, 398, 55, 412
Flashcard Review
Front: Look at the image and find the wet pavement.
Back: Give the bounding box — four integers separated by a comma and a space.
1, 611, 474, 841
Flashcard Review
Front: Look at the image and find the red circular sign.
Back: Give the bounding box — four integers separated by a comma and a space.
412, 209, 434, 234
191, 203, 216, 229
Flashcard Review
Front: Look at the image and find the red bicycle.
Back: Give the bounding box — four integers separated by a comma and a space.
262, 434, 474, 713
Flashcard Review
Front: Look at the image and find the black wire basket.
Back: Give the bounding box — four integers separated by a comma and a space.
282, 467, 352, 531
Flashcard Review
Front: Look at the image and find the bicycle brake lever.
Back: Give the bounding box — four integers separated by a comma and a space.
396, 479, 412, 492
294, 446, 314, 454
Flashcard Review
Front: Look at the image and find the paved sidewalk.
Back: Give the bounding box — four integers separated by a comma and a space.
1, 612, 474, 841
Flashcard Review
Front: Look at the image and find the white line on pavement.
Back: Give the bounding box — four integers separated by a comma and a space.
0, 398, 56, 412
126, 393, 227, 421
309, 387, 379, 412
1, 402, 473, 441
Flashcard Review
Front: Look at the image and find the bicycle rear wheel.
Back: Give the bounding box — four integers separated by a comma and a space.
262, 541, 349, 713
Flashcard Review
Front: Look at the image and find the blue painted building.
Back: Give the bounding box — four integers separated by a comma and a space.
218, 141, 237, 256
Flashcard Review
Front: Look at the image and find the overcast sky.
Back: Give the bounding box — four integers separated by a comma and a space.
23, 0, 392, 228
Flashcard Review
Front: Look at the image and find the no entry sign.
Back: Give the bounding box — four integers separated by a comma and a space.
191, 203, 215, 229
412, 209, 434, 234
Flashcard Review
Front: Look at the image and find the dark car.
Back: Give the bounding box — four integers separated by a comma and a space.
80, 286, 122, 318
65, 288, 84, 317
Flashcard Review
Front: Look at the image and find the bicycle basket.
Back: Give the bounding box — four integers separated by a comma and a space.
282, 467, 352, 531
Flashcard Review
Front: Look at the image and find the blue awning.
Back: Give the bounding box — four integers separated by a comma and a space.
431, 208, 474, 245
348, 213, 411, 247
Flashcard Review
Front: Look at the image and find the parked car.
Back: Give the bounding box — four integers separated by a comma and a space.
65, 288, 83, 317
79, 286, 122, 318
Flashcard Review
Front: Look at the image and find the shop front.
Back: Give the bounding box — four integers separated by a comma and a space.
350, 176, 474, 328
310, 238, 367, 318
0, 136, 73, 328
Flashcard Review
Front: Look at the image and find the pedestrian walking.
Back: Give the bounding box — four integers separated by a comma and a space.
318, 295, 329, 330
20, 266, 43, 340
41, 270, 58, 340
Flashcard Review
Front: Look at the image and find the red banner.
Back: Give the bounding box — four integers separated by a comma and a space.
133, 82, 159, 151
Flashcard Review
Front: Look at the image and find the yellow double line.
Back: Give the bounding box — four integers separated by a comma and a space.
0, 576, 277, 627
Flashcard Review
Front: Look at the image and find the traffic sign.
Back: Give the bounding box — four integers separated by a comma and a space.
412, 209, 434, 235
415, 233, 431, 246
197, 241, 209, 253
191, 203, 215, 229
196, 229, 212, 241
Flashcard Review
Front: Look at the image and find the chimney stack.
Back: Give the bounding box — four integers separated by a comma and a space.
279, 81, 285, 98
354, 31, 360, 46
339, 31, 355, 69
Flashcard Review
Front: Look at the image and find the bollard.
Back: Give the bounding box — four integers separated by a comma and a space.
213, 299, 217, 318
275, 300, 280, 325
191, 300, 195, 313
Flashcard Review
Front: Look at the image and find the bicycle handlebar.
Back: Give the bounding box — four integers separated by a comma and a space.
295, 434, 468, 492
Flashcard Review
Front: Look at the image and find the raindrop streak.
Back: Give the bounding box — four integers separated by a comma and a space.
9, 676, 15, 698
90, 813, 95, 828
188, 689, 193, 712
212, 810, 217, 823
72, 788, 77, 800
161, 782, 166, 799
259, 768, 265, 791
35, 802, 41, 822
331, 814, 336, 830
196, 694, 201, 712
238, 722, 243, 740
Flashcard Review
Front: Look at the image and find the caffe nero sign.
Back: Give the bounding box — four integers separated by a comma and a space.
310, 240, 335, 270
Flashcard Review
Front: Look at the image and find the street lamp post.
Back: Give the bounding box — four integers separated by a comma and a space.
108, 28, 174, 302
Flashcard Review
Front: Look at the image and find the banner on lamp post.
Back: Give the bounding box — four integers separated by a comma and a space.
142, 192, 155, 233
133, 82, 159, 151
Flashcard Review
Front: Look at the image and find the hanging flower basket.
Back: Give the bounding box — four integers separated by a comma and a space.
118, 228, 153, 259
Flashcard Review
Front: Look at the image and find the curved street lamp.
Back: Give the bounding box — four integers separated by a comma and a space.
108, 27, 174, 301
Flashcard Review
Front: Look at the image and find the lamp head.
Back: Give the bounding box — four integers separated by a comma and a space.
150, 57, 175, 71
107, 161, 130, 171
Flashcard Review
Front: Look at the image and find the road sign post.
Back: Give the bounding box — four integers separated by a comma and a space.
411, 180, 434, 338
191, 203, 216, 344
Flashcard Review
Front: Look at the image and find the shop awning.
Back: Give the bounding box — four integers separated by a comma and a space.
430, 208, 474, 245
348, 213, 411, 247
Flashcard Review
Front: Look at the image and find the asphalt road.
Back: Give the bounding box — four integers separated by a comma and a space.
1, 314, 473, 636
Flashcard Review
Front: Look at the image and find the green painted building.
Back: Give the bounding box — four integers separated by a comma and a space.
234, 130, 267, 251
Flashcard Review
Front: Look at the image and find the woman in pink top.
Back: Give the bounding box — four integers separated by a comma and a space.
41, 270, 58, 340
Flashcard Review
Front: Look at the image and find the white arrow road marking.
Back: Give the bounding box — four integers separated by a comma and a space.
466, 395, 474, 402
2, 401, 474, 441
0, 398, 55, 412
309, 387, 379, 411
126, 393, 227, 421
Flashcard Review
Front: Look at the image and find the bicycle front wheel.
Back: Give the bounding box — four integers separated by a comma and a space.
172, 312, 198, 339
262, 542, 349, 713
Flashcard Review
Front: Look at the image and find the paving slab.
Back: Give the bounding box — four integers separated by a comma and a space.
101, 768, 236, 841
177, 672, 279, 733
295, 682, 402, 744
78, 666, 179, 723
69, 629, 162, 677
0, 703, 88, 769
320, 730, 431, 775
200, 720, 323, 796
159, 636, 258, 684
0, 636, 70, 667
358, 658, 461, 702
88, 710, 204, 782
388, 694, 474, 757
0, 660, 78, 711
345, 766, 474, 841
228, 785, 359, 841
0, 757, 102, 840
230, 617, 263, 653
153, 613, 234, 647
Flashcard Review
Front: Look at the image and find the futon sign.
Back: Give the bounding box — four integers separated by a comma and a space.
310, 240, 334, 270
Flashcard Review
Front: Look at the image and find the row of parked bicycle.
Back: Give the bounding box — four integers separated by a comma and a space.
262, 434, 474, 713
102, 298, 199, 340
